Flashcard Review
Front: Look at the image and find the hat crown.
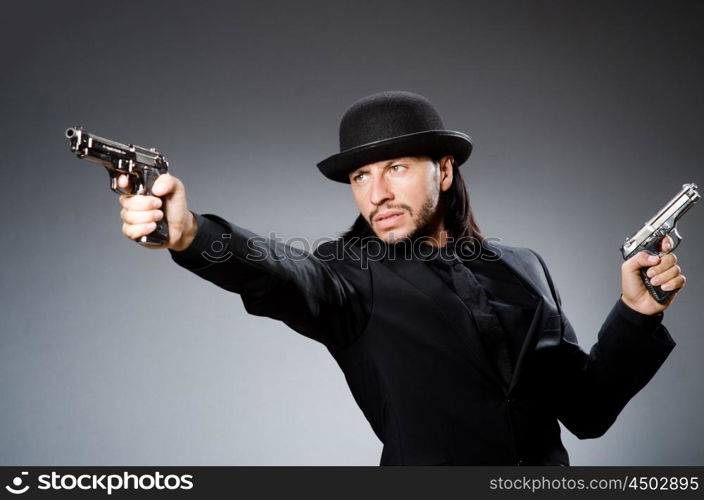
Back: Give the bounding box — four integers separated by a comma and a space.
317, 90, 471, 183
339, 91, 445, 151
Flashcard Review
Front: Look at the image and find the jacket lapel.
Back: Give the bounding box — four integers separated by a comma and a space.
380, 243, 563, 395
494, 245, 561, 393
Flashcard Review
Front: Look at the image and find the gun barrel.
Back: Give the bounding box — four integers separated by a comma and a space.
66, 126, 169, 174
646, 183, 699, 228
621, 182, 699, 259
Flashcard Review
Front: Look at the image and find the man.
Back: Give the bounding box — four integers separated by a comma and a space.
118, 91, 685, 465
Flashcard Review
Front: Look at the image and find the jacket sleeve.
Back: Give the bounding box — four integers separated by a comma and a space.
531, 251, 676, 439
168, 212, 368, 351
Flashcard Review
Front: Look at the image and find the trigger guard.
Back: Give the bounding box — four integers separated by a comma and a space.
668, 227, 682, 252
109, 170, 139, 195
656, 229, 682, 257
110, 176, 132, 195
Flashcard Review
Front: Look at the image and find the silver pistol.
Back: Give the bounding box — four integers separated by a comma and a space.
621, 183, 700, 303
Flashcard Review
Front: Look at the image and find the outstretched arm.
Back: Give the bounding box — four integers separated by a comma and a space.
118, 173, 369, 350
168, 213, 369, 350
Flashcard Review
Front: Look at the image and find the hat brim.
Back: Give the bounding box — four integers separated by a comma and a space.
317, 130, 473, 183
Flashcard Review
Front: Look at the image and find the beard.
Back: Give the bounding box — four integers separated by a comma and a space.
379, 195, 445, 244
406, 195, 446, 243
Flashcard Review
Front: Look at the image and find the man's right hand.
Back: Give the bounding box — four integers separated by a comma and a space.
118, 173, 198, 251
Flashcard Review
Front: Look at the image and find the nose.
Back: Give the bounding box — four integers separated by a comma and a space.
370, 173, 394, 206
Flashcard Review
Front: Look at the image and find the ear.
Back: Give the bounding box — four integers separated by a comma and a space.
438, 155, 454, 191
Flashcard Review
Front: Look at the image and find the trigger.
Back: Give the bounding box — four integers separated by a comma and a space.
668, 227, 682, 252
658, 232, 678, 256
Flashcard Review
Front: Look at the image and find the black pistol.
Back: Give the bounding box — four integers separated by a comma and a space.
621, 183, 700, 303
66, 127, 169, 246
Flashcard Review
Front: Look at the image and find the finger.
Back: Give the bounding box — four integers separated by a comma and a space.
121, 209, 163, 225
649, 264, 681, 286
623, 251, 660, 273
659, 235, 674, 252
660, 274, 686, 292
646, 252, 678, 277
117, 174, 130, 190
119, 194, 162, 210
151, 173, 174, 197
122, 221, 157, 240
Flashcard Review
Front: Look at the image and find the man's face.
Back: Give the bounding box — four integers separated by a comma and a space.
348, 156, 453, 244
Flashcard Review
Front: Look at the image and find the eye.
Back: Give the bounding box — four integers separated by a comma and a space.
389, 164, 407, 174
352, 171, 368, 183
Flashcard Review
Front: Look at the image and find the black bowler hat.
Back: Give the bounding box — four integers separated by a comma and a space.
317, 91, 473, 183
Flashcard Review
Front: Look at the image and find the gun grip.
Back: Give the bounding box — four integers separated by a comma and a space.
138, 217, 169, 246
136, 169, 169, 247
639, 267, 677, 304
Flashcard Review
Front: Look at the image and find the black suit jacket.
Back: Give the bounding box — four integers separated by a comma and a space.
170, 213, 676, 465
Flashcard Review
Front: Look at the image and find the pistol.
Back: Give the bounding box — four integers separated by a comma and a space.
621, 183, 700, 303
66, 127, 169, 246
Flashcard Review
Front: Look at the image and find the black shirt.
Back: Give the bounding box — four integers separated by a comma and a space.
421, 241, 540, 385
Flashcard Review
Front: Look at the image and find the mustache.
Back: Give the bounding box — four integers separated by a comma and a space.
369, 204, 413, 224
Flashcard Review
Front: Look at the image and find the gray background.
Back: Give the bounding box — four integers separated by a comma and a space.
1, 0, 702, 465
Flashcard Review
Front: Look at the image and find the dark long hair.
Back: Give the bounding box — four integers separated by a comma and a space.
440, 163, 483, 240
341, 161, 483, 242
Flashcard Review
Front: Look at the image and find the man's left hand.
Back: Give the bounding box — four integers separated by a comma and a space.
621, 236, 686, 315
